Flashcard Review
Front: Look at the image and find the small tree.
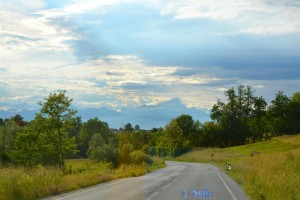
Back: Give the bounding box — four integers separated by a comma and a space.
87, 134, 105, 160
124, 123, 134, 132
11, 127, 42, 167
37, 90, 77, 168
134, 124, 140, 131
79, 117, 110, 157
87, 134, 118, 166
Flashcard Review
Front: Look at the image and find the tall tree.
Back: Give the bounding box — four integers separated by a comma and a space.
175, 114, 202, 146
156, 119, 191, 156
37, 90, 77, 168
0, 118, 4, 126
0, 120, 19, 164
175, 114, 195, 138
249, 96, 268, 142
66, 116, 82, 158
211, 85, 256, 146
11, 114, 26, 126
268, 91, 291, 135
287, 92, 300, 133
79, 117, 110, 157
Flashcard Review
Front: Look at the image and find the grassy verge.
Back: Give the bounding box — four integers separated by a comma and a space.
173, 134, 300, 200
0, 157, 166, 200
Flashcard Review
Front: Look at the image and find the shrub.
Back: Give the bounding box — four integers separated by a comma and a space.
130, 150, 152, 164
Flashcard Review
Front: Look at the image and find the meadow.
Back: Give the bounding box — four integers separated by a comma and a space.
0, 157, 165, 200
174, 134, 300, 200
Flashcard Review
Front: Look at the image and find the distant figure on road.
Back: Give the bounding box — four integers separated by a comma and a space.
226, 162, 232, 171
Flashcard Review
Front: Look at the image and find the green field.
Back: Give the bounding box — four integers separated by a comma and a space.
0, 157, 165, 200
174, 134, 300, 200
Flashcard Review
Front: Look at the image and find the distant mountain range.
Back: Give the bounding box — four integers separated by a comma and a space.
0, 98, 211, 129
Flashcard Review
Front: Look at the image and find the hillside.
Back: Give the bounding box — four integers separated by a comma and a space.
175, 134, 300, 200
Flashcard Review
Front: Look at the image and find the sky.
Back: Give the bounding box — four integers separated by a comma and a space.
0, 0, 300, 112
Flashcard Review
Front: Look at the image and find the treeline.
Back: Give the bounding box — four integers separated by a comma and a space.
0, 86, 299, 169
209, 86, 300, 146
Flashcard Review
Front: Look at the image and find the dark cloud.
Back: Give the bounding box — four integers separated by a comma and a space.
0, 33, 37, 42
197, 79, 238, 87
105, 71, 124, 76
45, 1, 300, 82
68, 40, 104, 60
121, 82, 165, 92
172, 69, 204, 76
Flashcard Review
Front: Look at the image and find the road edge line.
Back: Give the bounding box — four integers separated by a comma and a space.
217, 172, 238, 200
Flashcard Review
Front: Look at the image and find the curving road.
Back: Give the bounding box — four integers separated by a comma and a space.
44, 161, 249, 200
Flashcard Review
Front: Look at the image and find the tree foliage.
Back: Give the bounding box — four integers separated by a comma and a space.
79, 117, 110, 157
0, 120, 19, 164
1, 87, 299, 169
37, 90, 77, 168
211, 85, 269, 146
124, 123, 134, 132
155, 119, 191, 156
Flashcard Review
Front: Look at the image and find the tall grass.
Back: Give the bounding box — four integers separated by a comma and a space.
0, 158, 165, 200
0, 166, 62, 200
174, 134, 300, 200
242, 149, 300, 200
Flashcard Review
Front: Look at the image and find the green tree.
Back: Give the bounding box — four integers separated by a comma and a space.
211, 85, 256, 146
268, 91, 291, 135
66, 116, 82, 158
156, 119, 191, 156
291, 92, 300, 103
124, 123, 134, 132
11, 125, 42, 167
201, 122, 224, 147
134, 124, 140, 131
0, 119, 19, 164
11, 114, 26, 126
249, 96, 268, 142
175, 114, 194, 138
287, 92, 300, 133
87, 134, 104, 160
37, 90, 77, 168
87, 133, 118, 167
0, 118, 4, 126
175, 114, 202, 146
79, 117, 110, 157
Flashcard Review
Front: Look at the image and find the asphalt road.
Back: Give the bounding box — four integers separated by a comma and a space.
44, 161, 249, 200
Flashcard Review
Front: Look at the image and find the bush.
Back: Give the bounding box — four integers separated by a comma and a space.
130, 151, 152, 164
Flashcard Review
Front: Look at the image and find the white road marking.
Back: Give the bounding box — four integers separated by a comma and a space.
171, 178, 177, 182
217, 172, 238, 200
162, 182, 172, 190
146, 192, 159, 200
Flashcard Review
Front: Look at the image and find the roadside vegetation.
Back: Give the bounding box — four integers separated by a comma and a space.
0, 85, 299, 199
0, 157, 165, 200
174, 135, 300, 200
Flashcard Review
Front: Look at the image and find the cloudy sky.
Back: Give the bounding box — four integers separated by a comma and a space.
0, 0, 299, 112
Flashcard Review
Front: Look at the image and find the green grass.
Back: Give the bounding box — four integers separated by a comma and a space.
0, 157, 166, 200
173, 134, 300, 200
